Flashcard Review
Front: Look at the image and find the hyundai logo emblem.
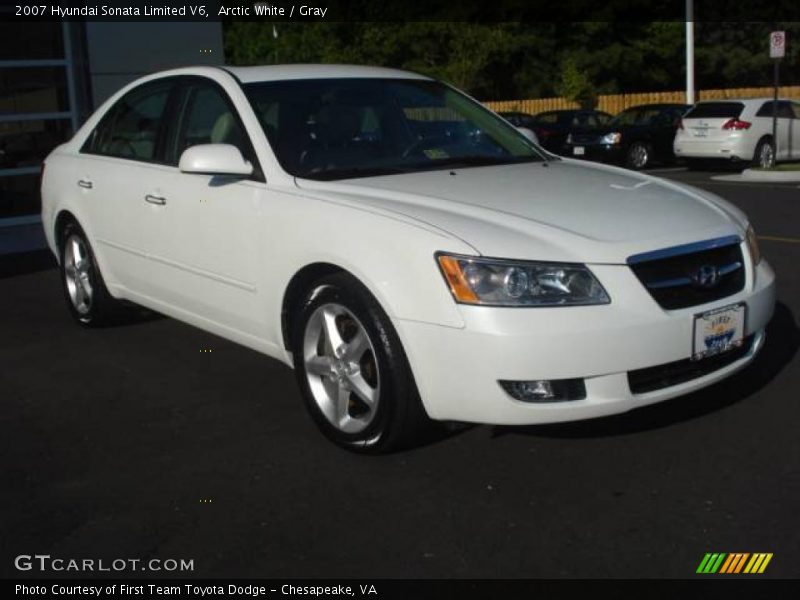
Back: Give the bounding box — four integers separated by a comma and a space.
693, 264, 720, 288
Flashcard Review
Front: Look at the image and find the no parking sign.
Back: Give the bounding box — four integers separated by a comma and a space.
770, 31, 786, 59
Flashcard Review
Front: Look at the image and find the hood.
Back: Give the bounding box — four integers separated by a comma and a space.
296, 159, 746, 264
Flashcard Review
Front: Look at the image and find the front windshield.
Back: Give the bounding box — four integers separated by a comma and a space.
243, 78, 547, 180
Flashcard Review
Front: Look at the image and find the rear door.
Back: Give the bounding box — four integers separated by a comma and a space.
755, 101, 793, 159
651, 106, 686, 159
789, 102, 800, 159
77, 78, 177, 289
680, 102, 745, 142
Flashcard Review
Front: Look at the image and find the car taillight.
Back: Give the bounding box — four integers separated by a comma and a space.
722, 118, 751, 130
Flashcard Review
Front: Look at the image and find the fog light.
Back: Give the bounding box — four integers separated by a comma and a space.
499, 378, 586, 403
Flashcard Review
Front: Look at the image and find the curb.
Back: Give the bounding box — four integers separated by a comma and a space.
740, 168, 800, 182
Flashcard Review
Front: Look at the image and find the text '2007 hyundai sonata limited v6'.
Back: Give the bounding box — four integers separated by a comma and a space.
41, 65, 776, 452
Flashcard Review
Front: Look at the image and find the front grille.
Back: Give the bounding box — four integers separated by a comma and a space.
627, 335, 753, 394
628, 238, 745, 310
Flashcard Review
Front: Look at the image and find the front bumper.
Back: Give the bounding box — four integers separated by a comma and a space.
563, 142, 625, 164
394, 258, 776, 425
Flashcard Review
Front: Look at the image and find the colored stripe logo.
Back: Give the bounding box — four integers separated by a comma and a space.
697, 553, 773, 574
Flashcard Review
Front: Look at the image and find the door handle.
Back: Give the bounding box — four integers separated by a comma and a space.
145, 194, 167, 206
77, 179, 93, 189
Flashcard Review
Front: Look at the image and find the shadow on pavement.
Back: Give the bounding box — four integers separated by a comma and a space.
491, 302, 799, 440
0, 250, 56, 279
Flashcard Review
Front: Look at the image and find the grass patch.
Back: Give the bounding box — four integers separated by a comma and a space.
753, 162, 800, 172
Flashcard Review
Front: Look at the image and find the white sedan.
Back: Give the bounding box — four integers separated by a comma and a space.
42, 65, 776, 452
674, 98, 800, 168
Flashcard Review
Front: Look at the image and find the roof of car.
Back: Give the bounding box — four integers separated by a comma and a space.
693, 98, 795, 104
223, 64, 432, 83
623, 103, 689, 110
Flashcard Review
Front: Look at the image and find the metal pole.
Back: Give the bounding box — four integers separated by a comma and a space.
772, 58, 779, 165
686, 0, 695, 104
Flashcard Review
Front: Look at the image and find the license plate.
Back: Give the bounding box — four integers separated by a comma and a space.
692, 303, 746, 361
692, 129, 708, 138
573, 146, 585, 156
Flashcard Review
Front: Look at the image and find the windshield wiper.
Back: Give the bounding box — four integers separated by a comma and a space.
424, 155, 544, 169
298, 166, 411, 181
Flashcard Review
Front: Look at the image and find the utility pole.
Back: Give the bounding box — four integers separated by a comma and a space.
686, 0, 695, 105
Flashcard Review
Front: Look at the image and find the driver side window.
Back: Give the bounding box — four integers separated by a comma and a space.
169, 81, 263, 181
174, 84, 247, 158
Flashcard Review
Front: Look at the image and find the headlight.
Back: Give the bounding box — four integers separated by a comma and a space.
601, 132, 622, 145
436, 254, 611, 307
746, 225, 761, 265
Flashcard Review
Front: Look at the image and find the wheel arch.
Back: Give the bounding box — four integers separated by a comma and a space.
280, 262, 349, 350
53, 209, 80, 257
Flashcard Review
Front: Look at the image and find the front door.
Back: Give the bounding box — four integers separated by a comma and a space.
136, 78, 266, 335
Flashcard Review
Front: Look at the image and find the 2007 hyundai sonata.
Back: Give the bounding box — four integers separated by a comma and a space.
42, 65, 776, 452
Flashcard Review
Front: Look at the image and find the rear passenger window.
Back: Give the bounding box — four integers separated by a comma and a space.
756, 101, 794, 119
82, 82, 172, 162
536, 113, 557, 124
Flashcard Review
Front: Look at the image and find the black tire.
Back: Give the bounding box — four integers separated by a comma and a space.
625, 141, 651, 170
58, 220, 124, 327
290, 272, 432, 453
752, 138, 775, 169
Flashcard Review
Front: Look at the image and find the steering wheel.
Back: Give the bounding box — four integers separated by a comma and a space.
401, 135, 451, 159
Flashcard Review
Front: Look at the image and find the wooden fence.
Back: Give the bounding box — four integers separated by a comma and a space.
484, 86, 800, 116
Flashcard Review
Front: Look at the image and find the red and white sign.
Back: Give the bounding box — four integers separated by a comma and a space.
770, 31, 786, 59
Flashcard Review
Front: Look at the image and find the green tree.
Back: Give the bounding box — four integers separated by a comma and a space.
555, 56, 596, 108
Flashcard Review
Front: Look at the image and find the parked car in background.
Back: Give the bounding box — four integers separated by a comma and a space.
499, 110, 538, 130
497, 111, 539, 145
523, 109, 613, 154
674, 99, 800, 169
42, 66, 774, 452
564, 103, 689, 170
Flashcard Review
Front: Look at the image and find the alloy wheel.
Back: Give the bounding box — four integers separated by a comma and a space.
758, 143, 775, 169
302, 303, 380, 434
629, 143, 649, 169
63, 234, 94, 316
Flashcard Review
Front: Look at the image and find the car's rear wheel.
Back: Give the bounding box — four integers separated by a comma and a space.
291, 273, 431, 453
59, 221, 123, 326
753, 138, 775, 169
625, 142, 651, 170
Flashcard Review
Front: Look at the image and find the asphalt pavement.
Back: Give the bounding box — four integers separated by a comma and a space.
2, 169, 799, 579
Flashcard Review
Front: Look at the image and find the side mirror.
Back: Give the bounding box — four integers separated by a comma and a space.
179, 144, 253, 176
516, 126, 539, 145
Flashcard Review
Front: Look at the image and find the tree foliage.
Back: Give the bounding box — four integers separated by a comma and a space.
223, 21, 800, 101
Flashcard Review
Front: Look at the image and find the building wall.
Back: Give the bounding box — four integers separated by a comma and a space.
0, 17, 224, 250
85, 22, 224, 107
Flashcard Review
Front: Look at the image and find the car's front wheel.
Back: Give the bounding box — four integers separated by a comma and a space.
291, 273, 431, 453
625, 142, 651, 170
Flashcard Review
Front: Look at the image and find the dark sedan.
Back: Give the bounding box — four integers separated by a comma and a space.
500, 109, 612, 154
562, 104, 689, 170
